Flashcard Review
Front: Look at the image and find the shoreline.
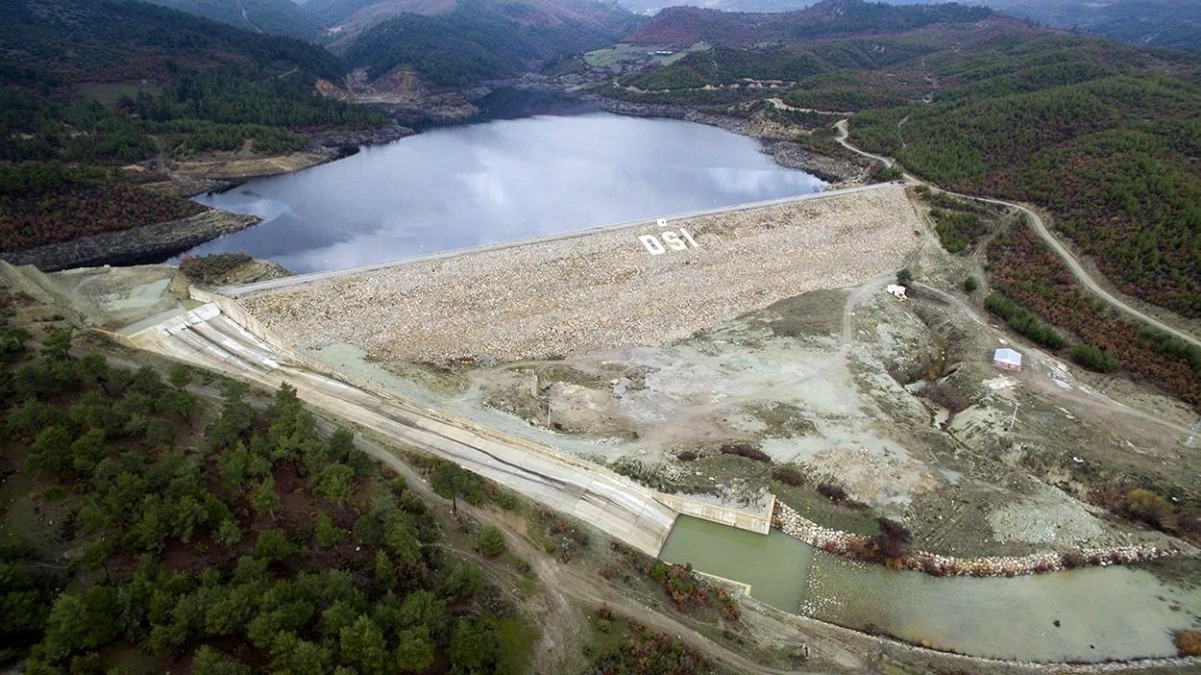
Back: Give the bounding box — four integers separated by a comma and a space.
579, 93, 871, 185
0, 211, 261, 272
20, 83, 864, 273
773, 501, 1186, 578
2, 121, 414, 273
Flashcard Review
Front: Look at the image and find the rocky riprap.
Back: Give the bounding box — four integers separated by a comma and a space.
309, 121, 414, 154
773, 502, 1176, 577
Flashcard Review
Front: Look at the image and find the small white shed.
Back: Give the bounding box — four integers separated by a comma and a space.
886, 284, 908, 300
993, 348, 1022, 371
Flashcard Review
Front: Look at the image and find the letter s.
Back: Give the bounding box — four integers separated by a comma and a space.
662, 231, 687, 251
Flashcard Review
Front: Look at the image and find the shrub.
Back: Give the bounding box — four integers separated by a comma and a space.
817, 482, 848, 504
718, 442, 770, 463
918, 381, 969, 414
1175, 630, 1201, 657
876, 518, 912, 562
896, 268, 913, 285
1060, 550, 1089, 569
984, 292, 1067, 349
179, 252, 252, 284
771, 466, 805, 487
1123, 488, 1173, 528
1071, 343, 1119, 373
479, 525, 505, 557
963, 276, 979, 293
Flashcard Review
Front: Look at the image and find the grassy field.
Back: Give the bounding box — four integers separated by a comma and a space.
73, 81, 162, 106
585, 42, 710, 68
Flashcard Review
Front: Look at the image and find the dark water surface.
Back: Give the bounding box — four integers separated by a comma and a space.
188, 111, 826, 273
661, 516, 1201, 662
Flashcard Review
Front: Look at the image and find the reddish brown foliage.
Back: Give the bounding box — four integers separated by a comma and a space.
1175, 630, 1201, 656
0, 184, 205, 252
989, 227, 1201, 410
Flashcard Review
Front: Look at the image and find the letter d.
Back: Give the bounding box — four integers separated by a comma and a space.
640, 235, 666, 255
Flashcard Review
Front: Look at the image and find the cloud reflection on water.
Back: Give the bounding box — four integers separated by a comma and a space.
189, 112, 825, 273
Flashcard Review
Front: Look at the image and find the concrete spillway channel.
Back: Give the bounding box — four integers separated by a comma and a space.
122, 296, 694, 555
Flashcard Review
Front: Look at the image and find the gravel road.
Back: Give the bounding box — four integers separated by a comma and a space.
242, 184, 920, 363
834, 119, 1201, 350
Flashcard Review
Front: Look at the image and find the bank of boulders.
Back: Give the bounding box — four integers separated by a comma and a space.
773, 502, 1173, 577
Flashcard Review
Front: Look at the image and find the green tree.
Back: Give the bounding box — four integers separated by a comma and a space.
215, 519, 243, 546
315, 512, 344, 549
479, 525, 505, 557
157, 388, 195, 420
430, 462, 479, 515
395, 626, 435, 673
374, 550, 397, 589
204, 585, 260, 637
1071, 343, 1120, 372
77, 352, 110, 392
219, 442, 270, 493
319, 600, 362, 641
316, 463, 355, 505
442, 563, 480, 601
27, 425, 74, 475
448, 617, 500, 675
270, 633, 333, 675
168, 364, 193, 390
40, 329, 72, 361
70, 428, 107, 474
144, 418, 174, 448
382, 512, 420, 565
192, 646, 251, 675
250, 475, 282, 520
339, 615, 388, 675
398, 590, 447, 634
41, 586, 119, 662
255, 528, 296, 563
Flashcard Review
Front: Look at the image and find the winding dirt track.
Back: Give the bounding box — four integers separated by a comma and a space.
833, 120, 1201, 350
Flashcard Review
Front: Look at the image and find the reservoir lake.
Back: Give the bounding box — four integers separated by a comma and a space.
188, 111, 826, 273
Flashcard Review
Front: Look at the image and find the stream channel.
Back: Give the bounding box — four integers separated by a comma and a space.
661, 516, 1201, 662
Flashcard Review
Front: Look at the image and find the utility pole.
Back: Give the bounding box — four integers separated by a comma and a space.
1007, 400, 1019, 430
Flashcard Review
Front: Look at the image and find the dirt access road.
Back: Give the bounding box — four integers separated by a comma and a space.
833, 119, 1201, 350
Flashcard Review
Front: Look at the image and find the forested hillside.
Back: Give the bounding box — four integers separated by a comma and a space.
612, 12, 1201, 321
848, 37, 1201, 319
624, 0, 992, 47
617, 0, 1201, 52
966, 0, 1201, 52
142, 0, 324, 41
344, 0, 640, 86
0, 314, 539, 673
0, 0, 385, 254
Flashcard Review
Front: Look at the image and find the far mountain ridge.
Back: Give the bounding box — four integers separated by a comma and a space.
615, 0, 1201, 52
341, 0, 639, 85
140, 0, 324, 40
307, 0, 634, 48
625, 0, 995, 47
